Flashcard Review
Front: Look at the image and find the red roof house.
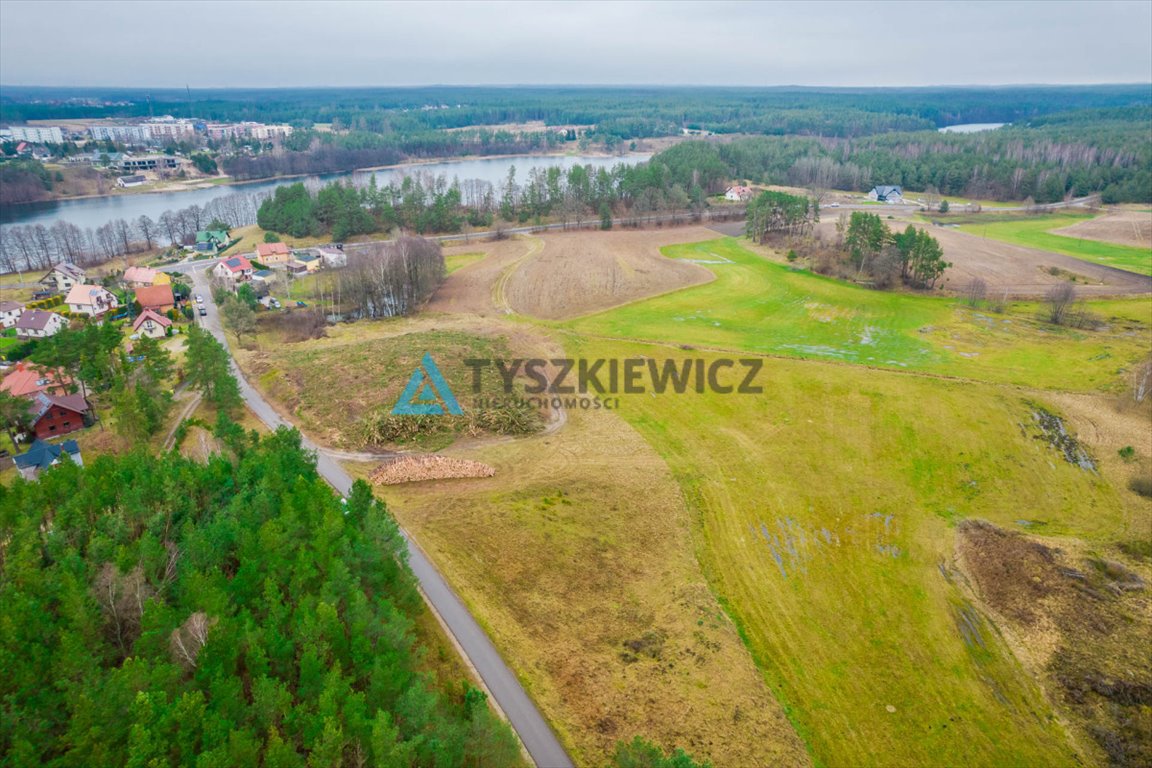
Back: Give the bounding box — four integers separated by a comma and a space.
134, 284, 176, 313
0, 362, 71, 399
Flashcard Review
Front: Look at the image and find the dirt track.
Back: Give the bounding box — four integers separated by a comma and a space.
432, 226, 717, 319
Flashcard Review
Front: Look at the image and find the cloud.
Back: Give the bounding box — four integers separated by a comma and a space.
1, 0, 1149, 87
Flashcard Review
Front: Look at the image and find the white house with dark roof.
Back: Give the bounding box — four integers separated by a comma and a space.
867, 185, 904, 204
14, 309, 67, 339
0, 300, 24, 328
40, 263, 87, 294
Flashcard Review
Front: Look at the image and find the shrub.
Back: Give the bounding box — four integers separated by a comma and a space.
1129, 473, 1152, 498
263, 231, 281, 243
1118, 445, 1136, 462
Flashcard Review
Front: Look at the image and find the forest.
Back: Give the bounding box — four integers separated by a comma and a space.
0, 423, 526, 766
4, 84, 1148, 137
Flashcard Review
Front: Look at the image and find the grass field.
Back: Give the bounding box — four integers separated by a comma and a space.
238, 323, 521, 450
563, 335, 1136, 766
955, 215, 1152, 276
246, 230, 1150, 766
564, 238, 1151, 392
372, 401, 810, 768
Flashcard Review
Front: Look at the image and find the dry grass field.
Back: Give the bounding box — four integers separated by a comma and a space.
369, 402, 811, 768
435, 226, 717, 319
1052, 207, 1152, 249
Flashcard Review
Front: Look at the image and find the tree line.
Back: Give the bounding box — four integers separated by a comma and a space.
688, 109, 1151, 203
7, 83, 1145, 138
0, 190, 269, 273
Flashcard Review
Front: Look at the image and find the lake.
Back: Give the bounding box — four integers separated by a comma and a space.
0, 152, 649, 235
938, 123, 1008, 134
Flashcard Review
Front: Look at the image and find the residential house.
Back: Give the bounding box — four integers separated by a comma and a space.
123, 266, 171, 286
117, 175, 147, 188
867, 185, 904, 204
255, 242, 293, 266
133, 284, 176, 314
316, 246, 347, 268
724, 185, 754, 202
0, 300, 23, 328
40, 263, 87, 294
0, 362, 70, 399
66, 284, 120, 318
26, 392, 91, 439
13, 439, 83, 481
213, 255, 254, 282
196, 230, 231, 252
14, 309, 67, 339
131, 308, 172, 339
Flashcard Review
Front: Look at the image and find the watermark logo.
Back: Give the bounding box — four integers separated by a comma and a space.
391, 353, 464, 415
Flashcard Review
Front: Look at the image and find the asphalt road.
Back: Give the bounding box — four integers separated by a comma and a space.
188, 267, 573, 768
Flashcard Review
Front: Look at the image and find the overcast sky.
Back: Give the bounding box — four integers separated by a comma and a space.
1, 0, 1150, 88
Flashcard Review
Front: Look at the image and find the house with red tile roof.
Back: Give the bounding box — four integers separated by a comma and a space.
255, 242, 292, 266
134, 284, 175, 314
213, 255, 255, 282
0, 362, 71, 399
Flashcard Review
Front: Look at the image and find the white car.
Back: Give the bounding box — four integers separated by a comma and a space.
195, 294, 204, 304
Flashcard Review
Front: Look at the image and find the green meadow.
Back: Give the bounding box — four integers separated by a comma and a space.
564, 238, 1150, 391
955, 215, 1152, 276
567, 335, 1127, 767
545, 236, 1151, 766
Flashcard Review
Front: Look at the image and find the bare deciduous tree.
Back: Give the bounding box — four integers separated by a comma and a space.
964, 277, 987, 307
169, 611, 216, 670
93, 563, 154, 656
1045, 282, 1077, 325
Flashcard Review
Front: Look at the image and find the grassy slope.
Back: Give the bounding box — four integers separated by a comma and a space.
564, 238, 1150, 392
240, 324, 511, 450
955, 215, 1152, 276
551, 238, 1150, 766
572, 337, 1126, 767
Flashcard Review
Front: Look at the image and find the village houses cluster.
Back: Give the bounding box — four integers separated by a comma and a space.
2, 226, 352, 478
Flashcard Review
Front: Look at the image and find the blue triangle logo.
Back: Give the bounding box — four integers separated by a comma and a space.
391, 353, 463, 416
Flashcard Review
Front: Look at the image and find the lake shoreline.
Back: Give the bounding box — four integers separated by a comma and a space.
3, 148, 644, 209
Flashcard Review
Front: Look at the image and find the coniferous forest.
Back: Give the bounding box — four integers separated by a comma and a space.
0, 426, 524, 767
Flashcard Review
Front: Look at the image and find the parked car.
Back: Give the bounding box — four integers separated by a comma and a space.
198, 306, 207, 316
195, 294, 204, 304
296, 300, 307, 307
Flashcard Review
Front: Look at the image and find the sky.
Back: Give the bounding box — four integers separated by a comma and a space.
1, 0, 1150, 88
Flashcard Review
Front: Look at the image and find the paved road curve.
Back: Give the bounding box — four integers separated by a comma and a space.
189, 268, 574, 768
